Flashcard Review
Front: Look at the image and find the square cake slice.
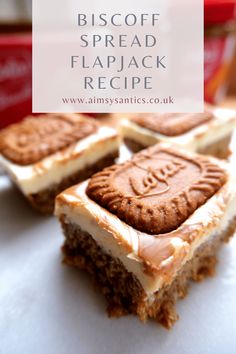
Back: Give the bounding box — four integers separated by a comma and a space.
55, 143, 236, 328
119, 106, 236, 158
0, 113, 119, 213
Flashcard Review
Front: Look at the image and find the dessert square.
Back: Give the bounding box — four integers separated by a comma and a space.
119, 106, 236, 158
0, 113, 119, 213
55, 143, 236, 328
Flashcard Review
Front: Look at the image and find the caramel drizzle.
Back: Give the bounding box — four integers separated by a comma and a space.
126, 158, 186, 199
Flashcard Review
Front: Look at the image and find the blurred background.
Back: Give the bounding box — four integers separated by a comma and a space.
0, 0, 236, 129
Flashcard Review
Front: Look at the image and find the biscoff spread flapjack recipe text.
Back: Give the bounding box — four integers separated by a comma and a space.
71, 13, 166, 90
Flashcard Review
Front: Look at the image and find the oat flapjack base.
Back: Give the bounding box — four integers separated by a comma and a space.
55, 144, 236, 327
61, 217, 236, 328
0, 114, 120, 213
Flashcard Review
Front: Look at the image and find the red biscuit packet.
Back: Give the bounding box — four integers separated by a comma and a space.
0, 33, 32, 129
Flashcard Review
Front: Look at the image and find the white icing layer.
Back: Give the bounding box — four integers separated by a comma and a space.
55, 153, 236, 296
119, 107, 236, 151
0, 127, 119, 195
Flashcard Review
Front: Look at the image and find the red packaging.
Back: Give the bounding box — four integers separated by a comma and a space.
0, 33, 32, 129
204, 0, 236, 103
0, 31, 102, 129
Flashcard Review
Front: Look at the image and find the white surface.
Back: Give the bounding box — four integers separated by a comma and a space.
1, 173, 236, 354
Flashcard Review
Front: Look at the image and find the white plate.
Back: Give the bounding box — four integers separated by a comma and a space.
1, 148, 236, 354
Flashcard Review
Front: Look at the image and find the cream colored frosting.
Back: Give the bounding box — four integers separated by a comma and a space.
119, 107, 236, 151
0, 127, 119, 195
55, 150, 236, 296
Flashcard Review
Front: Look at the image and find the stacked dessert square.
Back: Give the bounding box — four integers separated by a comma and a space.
55, 143, 236, 327
1, 106, 236, 327
119, 107, 236, 158
0, 113, 119, 213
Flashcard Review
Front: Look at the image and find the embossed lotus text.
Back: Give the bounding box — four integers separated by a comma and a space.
129, 159, 186, 198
